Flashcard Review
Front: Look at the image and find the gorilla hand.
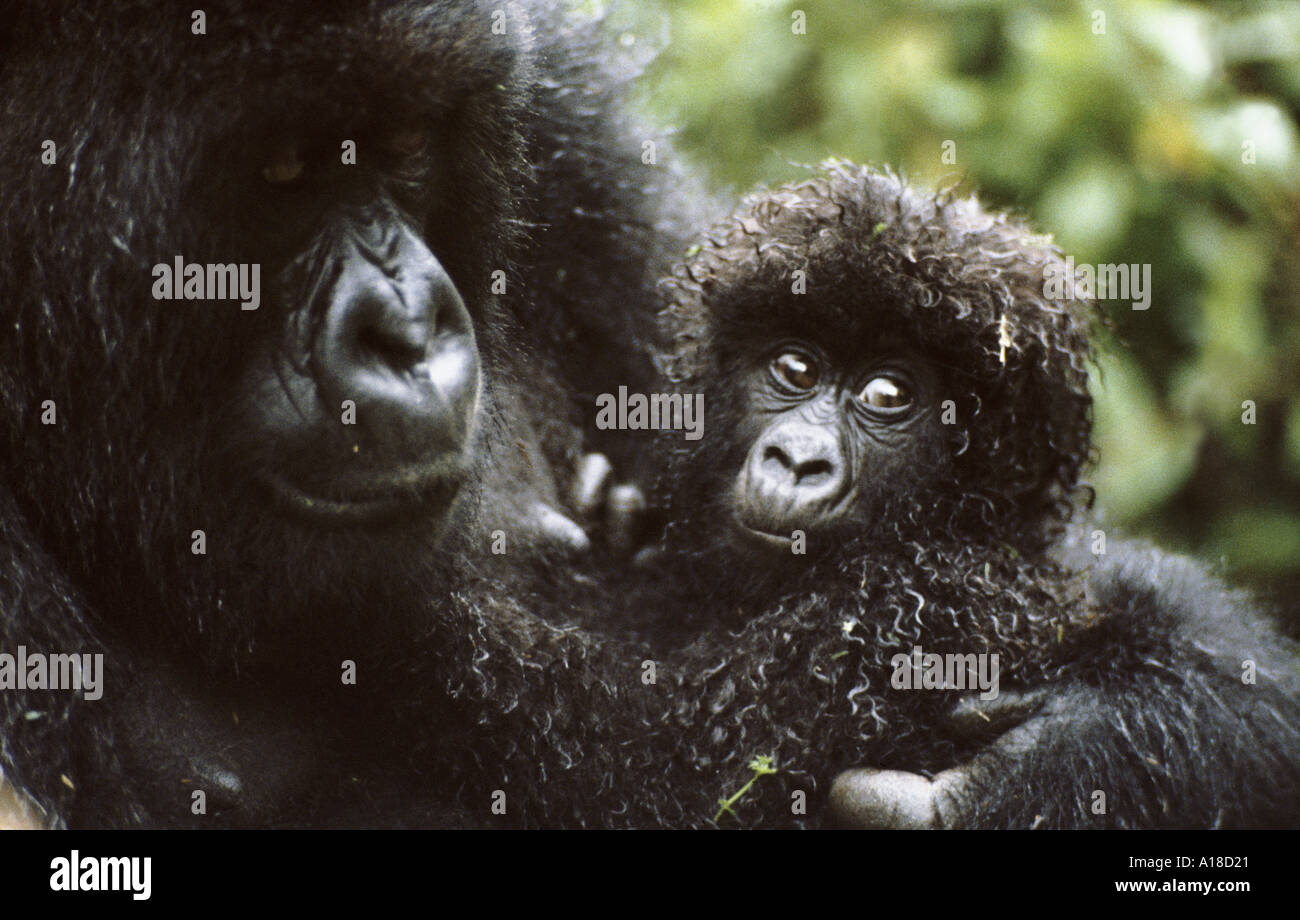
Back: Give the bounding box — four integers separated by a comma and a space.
829, 690, 1051, 829
568, 452, 651, 557
523, 502, 592, 555
505, 452, 649, 557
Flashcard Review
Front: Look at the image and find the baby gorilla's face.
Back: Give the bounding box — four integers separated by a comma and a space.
725, 338, 951, 552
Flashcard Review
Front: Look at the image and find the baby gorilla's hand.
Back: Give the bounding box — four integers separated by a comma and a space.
567, 452, 653, 559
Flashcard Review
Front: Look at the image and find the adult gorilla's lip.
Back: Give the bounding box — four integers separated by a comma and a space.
732, 518, 796, 549
261, 467, 463, 529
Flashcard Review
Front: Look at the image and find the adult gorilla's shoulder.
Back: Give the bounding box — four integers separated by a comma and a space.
457, 1, 696, 548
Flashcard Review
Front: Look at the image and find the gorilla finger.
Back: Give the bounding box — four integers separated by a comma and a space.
570, 452, 613, 518
947, 688, 1051, 739
829, 768, 939, 829
0, 780, 42, 830
606, 483, 647, 553
187, 758, 245, 815
830, 767, 972, 829
632, 544, 665, 568
527, 502, 592, 555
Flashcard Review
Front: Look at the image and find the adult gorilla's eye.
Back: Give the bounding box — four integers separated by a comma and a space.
771, 352, 819, 391
262, 145, 305, 185
386, 128, 430, 157
859, 375, 912, 411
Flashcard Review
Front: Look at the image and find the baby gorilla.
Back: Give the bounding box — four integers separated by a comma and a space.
610, 161, 1300, 827
438, 162, 1298, 828
648, 161, 1096, 634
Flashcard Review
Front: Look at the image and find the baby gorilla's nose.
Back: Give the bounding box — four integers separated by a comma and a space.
762, 441, 835, 489
738, 419, 848, 533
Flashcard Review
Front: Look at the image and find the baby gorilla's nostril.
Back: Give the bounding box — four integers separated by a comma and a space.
762, 441, 834, 485
763, 444, 794, 470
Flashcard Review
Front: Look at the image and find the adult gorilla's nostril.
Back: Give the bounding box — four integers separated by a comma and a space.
790, 456, 834, 485
356, 318, 429, 372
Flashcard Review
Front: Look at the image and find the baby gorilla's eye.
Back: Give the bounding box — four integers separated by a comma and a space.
771, 351, 819, 391
262, 145, 305, 185
859, 375, 912, 411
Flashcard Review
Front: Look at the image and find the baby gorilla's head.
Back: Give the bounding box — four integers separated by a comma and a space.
658, 161, 1097, 569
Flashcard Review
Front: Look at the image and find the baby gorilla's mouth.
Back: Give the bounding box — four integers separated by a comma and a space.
261, 467, 463, 529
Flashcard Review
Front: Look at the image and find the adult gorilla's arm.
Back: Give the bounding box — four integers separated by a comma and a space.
0, 490, 333, 827
0, 495, 252, 827
459, 5, 700, 558
830, 544, 1300, 828
0, 496, 126, 827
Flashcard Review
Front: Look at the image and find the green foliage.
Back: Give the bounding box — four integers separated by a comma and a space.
633, 0, 1300, 582
714, 754, 778, 824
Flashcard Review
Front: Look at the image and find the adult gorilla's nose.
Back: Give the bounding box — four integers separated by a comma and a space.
248, 208, 483, 529
315, 235, 481, 463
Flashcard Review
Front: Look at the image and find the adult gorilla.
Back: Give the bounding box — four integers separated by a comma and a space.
0, 0, 679, 827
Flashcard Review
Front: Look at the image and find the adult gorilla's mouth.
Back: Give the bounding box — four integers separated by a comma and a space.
732, 517, 797, 550
262, 468, 464, 529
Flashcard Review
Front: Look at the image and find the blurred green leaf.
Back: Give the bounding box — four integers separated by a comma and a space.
1091, 350, 1204, 522
1208, 510, 1300, 575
